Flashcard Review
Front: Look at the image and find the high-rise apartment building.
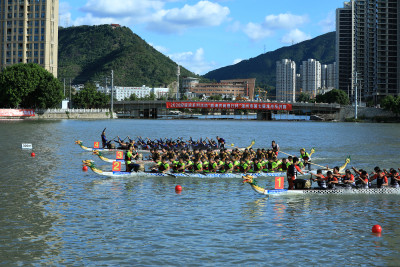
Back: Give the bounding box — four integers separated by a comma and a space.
276, 59, 296, 102
337, 0, 400, 103
300, 59, 321, 98
0, 0, 58, 77
336, 1, 355, 96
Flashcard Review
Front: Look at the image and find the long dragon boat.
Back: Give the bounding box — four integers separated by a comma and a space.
75, 140, 255, 153
92, 150, 155, 164
82, 160, 285, 178
242, 175, 400, 195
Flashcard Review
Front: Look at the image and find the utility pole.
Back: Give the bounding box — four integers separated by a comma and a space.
111, 70, 114, 118
69, 78, 72, 108
354, 71, 358, 120
63, 78, 65, 97
176, 65, 180, 100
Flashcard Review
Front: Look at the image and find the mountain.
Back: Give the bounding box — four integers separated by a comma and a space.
204, 32, 336, 88
58, 24, 200, 87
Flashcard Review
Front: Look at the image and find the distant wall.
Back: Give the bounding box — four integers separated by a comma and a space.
34, 109, 114, 119
339, 106, 394, 120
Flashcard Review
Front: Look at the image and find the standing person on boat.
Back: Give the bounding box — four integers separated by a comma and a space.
287, 157, 304, 190
271, 141, 280, 157
216, 136, 225, 149
300, 148, 312, 171
101, 128, 107, 148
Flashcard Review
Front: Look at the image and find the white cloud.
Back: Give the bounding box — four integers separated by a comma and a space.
281, 29, 311, 44
59, 2, 72, 27
147, 1, 230, 33
74, 0, 229, 34
80, 0, 165, 18
243, 13, 308, 41
243, 22, 273, 41
233, 59, 242, 64
318, 12, 335, 33
264, 13, 309, 29
169, 48, 217, 75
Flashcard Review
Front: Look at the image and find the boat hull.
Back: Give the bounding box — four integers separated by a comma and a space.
250, 186, 400, 195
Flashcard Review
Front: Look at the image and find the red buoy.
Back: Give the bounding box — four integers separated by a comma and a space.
31, 152, 35, 157
82, 165, 88, 171
175, 185, 182, 191
372, 225, 382, 234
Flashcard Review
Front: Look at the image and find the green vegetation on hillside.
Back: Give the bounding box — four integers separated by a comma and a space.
58, 25, 200, 87
0, 63, 63, 108
204, 32, 335, 89
316, 89, 350, 105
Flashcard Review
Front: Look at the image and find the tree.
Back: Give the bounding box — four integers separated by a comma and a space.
72, 82, 110, 108
0, 63, 63, 108
381, 95, 400, 116
297, 92, 311, 102
316, 89, 349, 105
209, 94, 223, 100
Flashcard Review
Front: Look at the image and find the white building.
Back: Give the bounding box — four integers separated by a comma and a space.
97, 85, 169, 100
300, 59, 322, 98
276, 59, 296, 102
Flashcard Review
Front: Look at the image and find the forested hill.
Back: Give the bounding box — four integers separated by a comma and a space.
58, 25, 199, 86
204, 32, 336, 87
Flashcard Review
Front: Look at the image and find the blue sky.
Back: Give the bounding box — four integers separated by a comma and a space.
59, 0, 345, 75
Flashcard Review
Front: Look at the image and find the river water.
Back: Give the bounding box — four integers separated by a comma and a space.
1, 119, 400, 266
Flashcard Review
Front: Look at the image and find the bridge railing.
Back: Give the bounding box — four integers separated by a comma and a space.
36, 108, 110, 114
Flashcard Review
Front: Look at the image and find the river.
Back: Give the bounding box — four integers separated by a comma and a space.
1, 119, 400, 266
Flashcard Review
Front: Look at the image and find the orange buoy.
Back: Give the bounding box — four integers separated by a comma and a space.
175, 185, 182, 191
82, 165, 88, 171
31, 152, 35, 157
372, 225, 382, 234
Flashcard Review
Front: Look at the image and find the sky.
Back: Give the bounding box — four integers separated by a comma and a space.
59, 0, 345, 75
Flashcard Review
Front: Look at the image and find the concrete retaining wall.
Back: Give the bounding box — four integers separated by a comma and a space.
339, 106, 394, 120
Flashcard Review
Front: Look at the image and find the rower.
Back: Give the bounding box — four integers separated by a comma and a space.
174, 158, 186, 173
310, 169, 327, 189
286, 157, 304, 190
342, 169, 355, 187
352, 167, 369, 189
370, 169, 388, 188
326, 171, 338, 189
125, 145, 136, 172
158, 157, 170, 173
388, 168, 400, 188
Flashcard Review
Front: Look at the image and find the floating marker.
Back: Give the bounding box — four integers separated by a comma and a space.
82, 166, 88, 171
372, 225, 382, 234
175, 185, 182, 191
30, 152, 35, 157
22, 143, 33, 149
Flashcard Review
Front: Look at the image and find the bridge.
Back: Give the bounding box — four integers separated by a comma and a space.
113, 100, 342, 120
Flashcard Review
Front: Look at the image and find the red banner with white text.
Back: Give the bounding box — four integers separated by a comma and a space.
0, 109, 35, 117
166, 102, 292, 111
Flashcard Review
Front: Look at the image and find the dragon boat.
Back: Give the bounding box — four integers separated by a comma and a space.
82, 160, 285, 178
242, 175, 400, 195
92, 150, 154, 165
75, 140, 255, 153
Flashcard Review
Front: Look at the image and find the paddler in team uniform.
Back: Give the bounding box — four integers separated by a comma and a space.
158, 157, 170, 173
287, 157, 305, 190
341, 169, 355, 187
310, 169, 327, 189
388, 168, 400, 188
369, 169, 388, 188
352, 167, 369, 189
125, 145, 141, 172
216, 136, 225, 149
